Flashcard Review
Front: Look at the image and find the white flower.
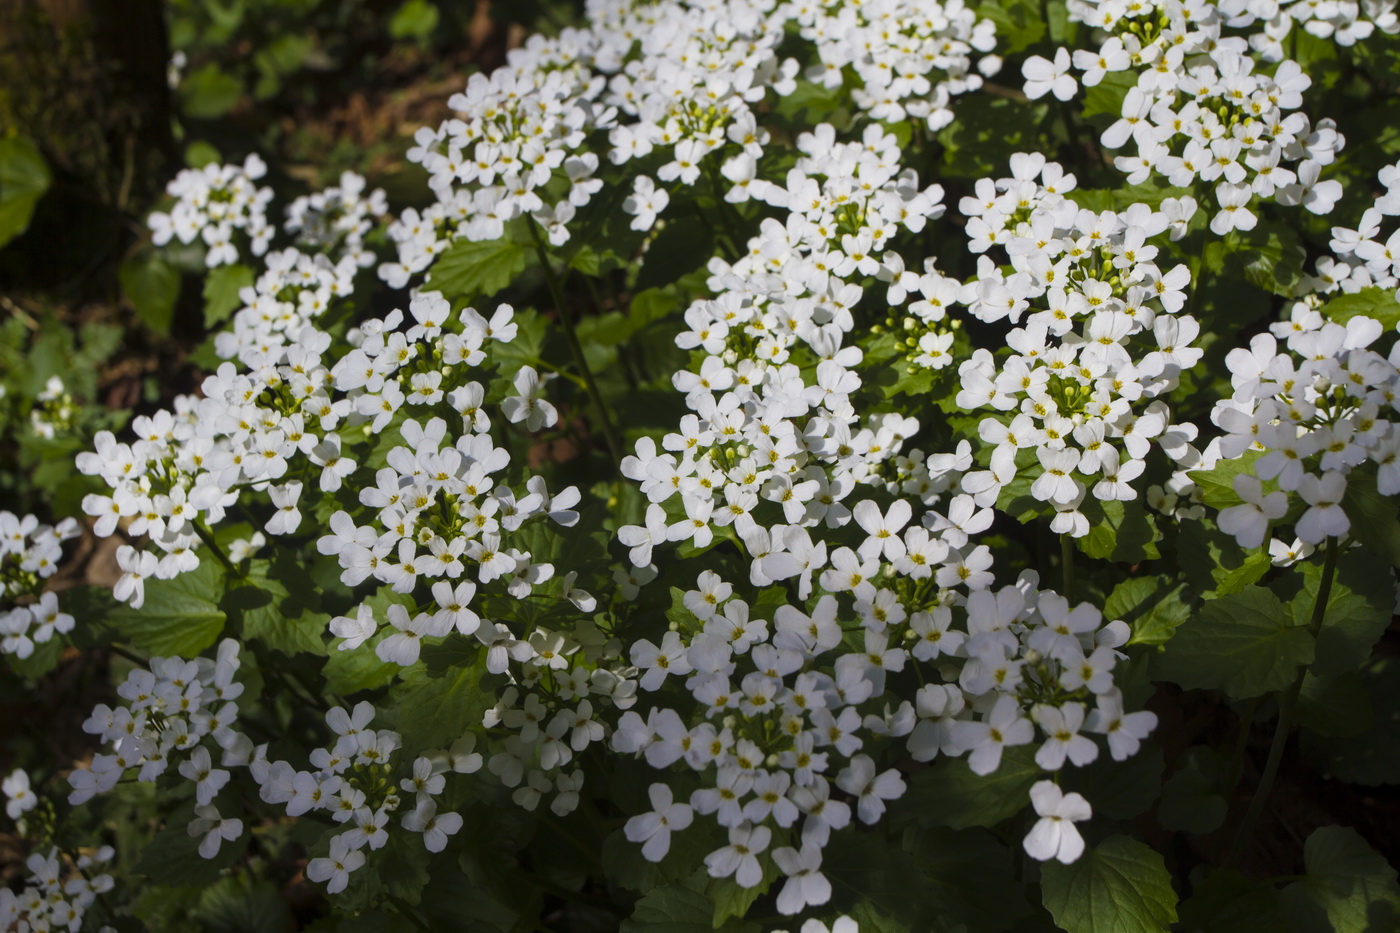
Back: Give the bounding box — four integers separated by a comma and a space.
1217, 474, 1289, 549
1022, 48, 1077, 101
306, 835, 364, 894
624, 783, 694, 862
1296, 471, 1350, 543
1023, 780, 1091, 864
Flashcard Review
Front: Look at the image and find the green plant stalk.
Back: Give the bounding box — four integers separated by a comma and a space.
1225, 535, 1338, 869
527, 223, 624, 466
1060, 534, 1074, 601
192, 518, 239, 577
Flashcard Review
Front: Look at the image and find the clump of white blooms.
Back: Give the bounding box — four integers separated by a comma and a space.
0, 846, 115, 933
1023, 0, 1348, 233
147, 153, 274, 267
29, 376, 77, 441
786, 0, 999, 130
69, 639, 248, 813
285, 170, 388, 268
1310, 159, 1400, 298
256, 702, 478, 891
44, 0, 1394, 919
0, 512, 79, 659
948, 153, 1204, 535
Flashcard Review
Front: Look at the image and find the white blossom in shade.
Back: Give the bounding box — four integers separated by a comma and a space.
307, 835, 365, 894
501, 366, 558, 432
1296, 471, 1350, 543
1217, 474, 1289, 549
624, 783, 694, 862
1033, 704, 1098, 771
834, 754, 906, 824
952, 694, 1036, 776
1085, 691, 1159, 761
704, 822, 771, 888
623, 175, 670, 231
772, 844, 832, 916
1023, 780, 1092, 864
188, 804, 243, 859
402, 799, 463, 853
3, 769, 36, 820
330, 604, 377, 650
1022, 48, 1077, 101
631, 630, 693, 691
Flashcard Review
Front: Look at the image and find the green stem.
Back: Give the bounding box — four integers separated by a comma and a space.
1226, 536, 1338, 869
1224, 694, 1265, 795
527, 222, 625, 467
192, 519, 239, 577
1060, 534, 1075, 601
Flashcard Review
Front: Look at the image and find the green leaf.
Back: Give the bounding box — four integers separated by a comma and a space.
974, 0, 1046, 53
119, 249, 181, 335
1154, 586, 1313, 699
1319, 286, 1400, 329
707, 867, 775, 928
1062, 742, 1162, 820
0, 135, 52, 248
1077, 500, 1159, 563
1083, 71, 1137, 120
1340, 467, 1400, 568
1040, 835, 1178, 933
893, 745, 1040, 829
180, 63, 243, 120
1104, 577, 1192, 646
134, 810, 247, 885
429, 237, 528, 302
1157, 747, 1228, 834
389, 654, 498, 752
390, 0, 440, 39
1302, 656, 1400, 785
1189, 451, 1266, 510
194, 875, 294, 933
1177, 869, 1284, 933
108, 559, 227, 657
637, 215, 716, 291
223, 557, 327, 657
1213, 548, 1272, 596
1289, 548, 1393, 678
621, 871, 759, 933
1298, 670, 1372, 738
203, 264, 253, 329
903, 827, 1034, 932
1279, 826, 1400, 933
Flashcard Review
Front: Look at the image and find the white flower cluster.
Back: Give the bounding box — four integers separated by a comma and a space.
0, 511, 79, 659
950, 155, 1203, 534
1309, 160, 1400, 298
0, 846, 115, 933
1203, 314, 1400, 547
1023, 0, 1346, 232
212, 246, 358, 367
255, 702, 479, 892
30, 375, 76, 441
1202, 0, 1400, 59
69, 639, 248, 847
147, 154, 273, 267
784, 0, 998, 130
284, 170, 388, 269
607, 131, 1156, 904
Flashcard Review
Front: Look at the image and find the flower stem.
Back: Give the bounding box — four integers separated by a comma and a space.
1060, 534, 1075, 601
1226, 535, 1338, 869
527, 222, 624, 467
192, 519, 239, 577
